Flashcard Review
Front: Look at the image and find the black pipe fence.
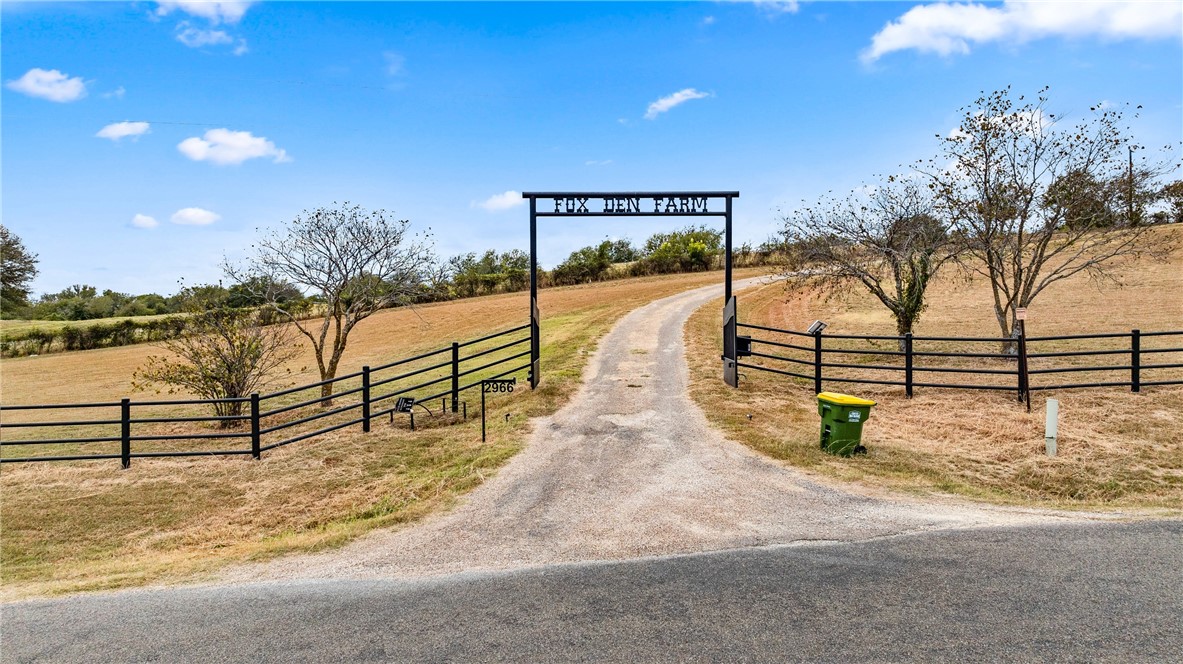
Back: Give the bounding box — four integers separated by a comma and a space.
735, 322, 1183, 400
0, 323, 532, 466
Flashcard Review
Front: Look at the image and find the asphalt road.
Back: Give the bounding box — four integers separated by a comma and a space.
5, 521, 1180, 663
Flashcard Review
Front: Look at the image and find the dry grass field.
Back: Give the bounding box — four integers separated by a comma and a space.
0, 269, 761, 599
687, 225, 1183, 511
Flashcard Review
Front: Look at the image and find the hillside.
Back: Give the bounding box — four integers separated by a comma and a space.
686, 225, 1183, 509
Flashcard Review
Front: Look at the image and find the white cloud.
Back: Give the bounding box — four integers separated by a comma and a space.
473, 191, 526, 212
5, 68, 87, 102
233, 39, 249, 56
155, 1, 252, 25
863, 0, 1183, 63
177, 128, 291, 165
747, 0, 799, 14
170, 208, 221, 226
585, 160, 613, 167
103, 86, 126, 99
96, 121, 150, 141
644, 88, 712, 120
702, 16, 717, 26
176, 23, 234, 48
384, 51, 406, 76
131, 214, 159, 229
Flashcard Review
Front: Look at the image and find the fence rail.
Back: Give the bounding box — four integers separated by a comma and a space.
0, 323, 532, 466
735, 323, 1183, 400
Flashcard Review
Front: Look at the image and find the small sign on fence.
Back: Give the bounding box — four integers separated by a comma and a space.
395, 397, 415, 413
1016, 307, 1027, 321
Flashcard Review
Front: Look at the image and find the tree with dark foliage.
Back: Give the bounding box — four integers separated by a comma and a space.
1, 225, 39, 315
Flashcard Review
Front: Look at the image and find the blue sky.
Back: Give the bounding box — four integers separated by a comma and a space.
3, 1, 1181, 296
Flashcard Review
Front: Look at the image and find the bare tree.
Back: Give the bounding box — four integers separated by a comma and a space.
919, 87, 1176, 350
133, 294, 298, 423
780, 178, 956, 346
226, 203, 434, 399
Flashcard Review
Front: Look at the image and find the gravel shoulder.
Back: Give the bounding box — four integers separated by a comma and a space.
218, 279, 1124, 585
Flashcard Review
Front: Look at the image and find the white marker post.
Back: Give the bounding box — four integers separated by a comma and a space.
1045, 398, 1059, 457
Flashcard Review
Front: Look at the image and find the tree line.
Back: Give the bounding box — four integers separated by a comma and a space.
1, 223, 779, 324
778, 87, 1181, 352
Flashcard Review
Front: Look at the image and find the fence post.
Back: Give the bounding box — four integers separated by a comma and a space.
361, 366, 371, 432
1131, 329, 1140, 393
250, 393, 261, 459
451, 342, 460, 413
905, 333, 914, 398
1017, 321, 1030, 411
813, 331, 823, 395
120, 397, 131, 470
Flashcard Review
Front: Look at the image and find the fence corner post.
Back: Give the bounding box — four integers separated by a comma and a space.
905, 332, 914, 398
1131, 329, 1141, 393
120, 397, 131, 470
451, 342, 460, 413
813, 331, 823, 395
362, 366, 372, 432
250, 393, 261, 459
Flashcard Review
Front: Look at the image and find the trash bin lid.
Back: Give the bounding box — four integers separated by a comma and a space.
817, 392, 876, 407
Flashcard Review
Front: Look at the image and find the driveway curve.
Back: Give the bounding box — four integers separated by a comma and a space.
222, 279, 1098, 584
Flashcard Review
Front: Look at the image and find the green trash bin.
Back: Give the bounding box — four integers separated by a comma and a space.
817, 392, 876, 457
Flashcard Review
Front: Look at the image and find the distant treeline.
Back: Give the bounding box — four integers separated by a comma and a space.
428, 225, 786, 300
1, 226, 787, 357
1, 317, 191, 357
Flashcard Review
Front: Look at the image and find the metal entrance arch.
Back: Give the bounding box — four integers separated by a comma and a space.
521, 191, 741, 390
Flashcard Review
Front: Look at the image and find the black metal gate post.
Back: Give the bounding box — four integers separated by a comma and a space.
529, 196, 539, 390
451, 343, 460, 411
251, 392, 262, 457
361, 368, 371, 432
120, 397, 131, 470
1131, 328, 1141, 392
522, 191, 739, 390
724, 195, 733, 305
905, 333, 914, 398
1017, 319, 1031, 412
813, 331, 824, 394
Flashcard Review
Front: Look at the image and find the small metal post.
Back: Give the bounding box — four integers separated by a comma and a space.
813, 331, 823, 395
410, 412, 415, 431
250, 393, 261, 459
481, 383, 487, 443
1044, 398, 1059, 457
451, 342, 460, 413
904, 333, 914, 398
463, 401, 467, 420
120, 398, 131, 470
361, 367, 371, 433
1131, 329, 1141, 393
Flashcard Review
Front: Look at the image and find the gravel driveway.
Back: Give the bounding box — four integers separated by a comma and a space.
221, 279, 1105, 584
